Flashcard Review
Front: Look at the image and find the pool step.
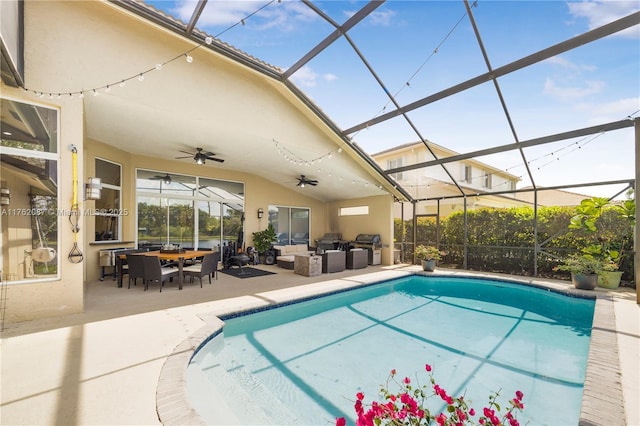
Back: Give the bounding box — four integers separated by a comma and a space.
188, 345, 299, 424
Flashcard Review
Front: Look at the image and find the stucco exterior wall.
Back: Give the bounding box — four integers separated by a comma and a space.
1, 0, 396, 324
1, 85, 85, 323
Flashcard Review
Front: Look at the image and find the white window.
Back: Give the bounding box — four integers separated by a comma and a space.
463, 165, 472, 182
387, 158, 403, 181
484, 173, 492, 189
1, 98, 60, 282
339, 206, 369, 216
94, 158, 122, 241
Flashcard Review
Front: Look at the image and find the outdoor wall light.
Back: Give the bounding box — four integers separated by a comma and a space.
84, 177, 102, 200
257, 208, 264, 219
0, 187, 10, 205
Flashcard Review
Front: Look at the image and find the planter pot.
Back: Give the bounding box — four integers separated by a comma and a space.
421, 259, 436, 272
598, 271, 623, 289
571, 273, 598, 290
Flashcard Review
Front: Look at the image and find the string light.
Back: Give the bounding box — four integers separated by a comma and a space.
273, 138, 341, 165
504, 110, 640, 175
350, 2, 476, 140
20, 0, 279, 99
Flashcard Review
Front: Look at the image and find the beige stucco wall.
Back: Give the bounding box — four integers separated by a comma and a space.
328, 195, 395, 265
82, 139, 332, 282
1, 85, 85, 323
1, 0, 396, 324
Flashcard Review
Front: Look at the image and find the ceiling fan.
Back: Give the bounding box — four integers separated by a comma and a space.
296, 175, 318, 187
149, 174, 172, 184
175, 147, 224, 165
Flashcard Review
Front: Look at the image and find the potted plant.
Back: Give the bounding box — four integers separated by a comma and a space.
252, 223, 278, 263
414, 245, 444, 272
569, 194, 635, 289
553, 253, 602, 290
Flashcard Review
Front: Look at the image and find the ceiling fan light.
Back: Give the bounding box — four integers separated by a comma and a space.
196, 156, 204, 165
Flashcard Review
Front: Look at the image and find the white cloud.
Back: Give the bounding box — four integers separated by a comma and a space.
578, 97, 640, 123
342, 8, 396, 26
290, 66, 319, 87
543, 78, 605, 101
545, 56, 597, 72
185, 0, 318, 31
323, 73, 338, 82
567, 0, 640, 39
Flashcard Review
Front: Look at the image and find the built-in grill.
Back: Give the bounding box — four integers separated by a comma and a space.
315, 233, 343, 253
350, 234, 382, 265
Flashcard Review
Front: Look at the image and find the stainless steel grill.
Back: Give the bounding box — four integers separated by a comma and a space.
350, 234, 382, 265
315, 233, 343, 253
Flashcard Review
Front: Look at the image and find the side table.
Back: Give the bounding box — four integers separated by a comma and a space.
294, 255, 321, 277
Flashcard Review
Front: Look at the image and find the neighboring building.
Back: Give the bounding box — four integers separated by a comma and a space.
514, 186, 594, 207
371, 141, 528, 217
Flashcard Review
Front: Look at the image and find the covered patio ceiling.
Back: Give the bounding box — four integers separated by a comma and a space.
13, 0, 639, 202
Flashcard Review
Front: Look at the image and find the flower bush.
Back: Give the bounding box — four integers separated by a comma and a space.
336, 363, 525, 426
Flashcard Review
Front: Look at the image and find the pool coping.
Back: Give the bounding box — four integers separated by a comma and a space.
155, 270, 625, 425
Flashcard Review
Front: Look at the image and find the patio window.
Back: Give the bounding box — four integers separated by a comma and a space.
268, 205, 310, 246
1, 98, 59, 282
135, 170, 243, 250
94, 158, 121, 241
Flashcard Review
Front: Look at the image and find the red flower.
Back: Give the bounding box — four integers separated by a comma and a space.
356, 392, 365, 401
335, 417, 346, 426
425, 364, 432, 372
403, 376, 411, 384
390, 369, 396, 375
469, 408, 476, 416
516, 390, 524, 401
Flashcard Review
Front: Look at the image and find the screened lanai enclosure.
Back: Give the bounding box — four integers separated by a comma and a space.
4, 1, 638, 288
96, 0, 639, 286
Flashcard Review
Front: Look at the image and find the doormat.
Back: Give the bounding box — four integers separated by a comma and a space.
220, 267, 276, 279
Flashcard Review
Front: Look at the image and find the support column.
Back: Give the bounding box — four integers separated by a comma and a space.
635, 118, 639, 304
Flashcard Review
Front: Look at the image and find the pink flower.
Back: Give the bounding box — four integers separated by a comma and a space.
403, 377, 411, 384
390, 369, 396, 375
356, 392, 365, 401
335, 417, 346, 426
425, 364, 432, 372
469, 408, 476, 416
436, 413, 448, 425
516, 390, 524, 401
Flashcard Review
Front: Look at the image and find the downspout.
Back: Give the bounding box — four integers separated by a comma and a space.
412, 201, 417, 265
534, 190, 538, 276
635, 118, 639, 304
463, 196, 468, 270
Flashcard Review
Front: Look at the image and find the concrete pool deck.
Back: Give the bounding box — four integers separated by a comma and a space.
1, 265, 638, 425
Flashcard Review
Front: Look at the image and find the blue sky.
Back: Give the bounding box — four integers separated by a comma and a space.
145, 0, 639, 196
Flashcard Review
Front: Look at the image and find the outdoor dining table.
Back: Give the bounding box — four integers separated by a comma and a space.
117, 250, 213, 290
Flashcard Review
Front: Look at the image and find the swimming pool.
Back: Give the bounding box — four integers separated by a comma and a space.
187, 275, 595, 424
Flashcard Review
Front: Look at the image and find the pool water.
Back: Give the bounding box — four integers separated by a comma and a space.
188, 276, 595, 425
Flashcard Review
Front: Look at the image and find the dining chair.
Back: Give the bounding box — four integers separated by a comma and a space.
142, 256, 178, 292
183, 251, 219, 287
126, 254, 145, 289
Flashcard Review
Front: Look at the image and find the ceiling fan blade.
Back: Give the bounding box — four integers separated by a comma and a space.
206, 156, 225, 163
308, 181, 318, 186
175, 155, 192, 159
178, 150, 193, 155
